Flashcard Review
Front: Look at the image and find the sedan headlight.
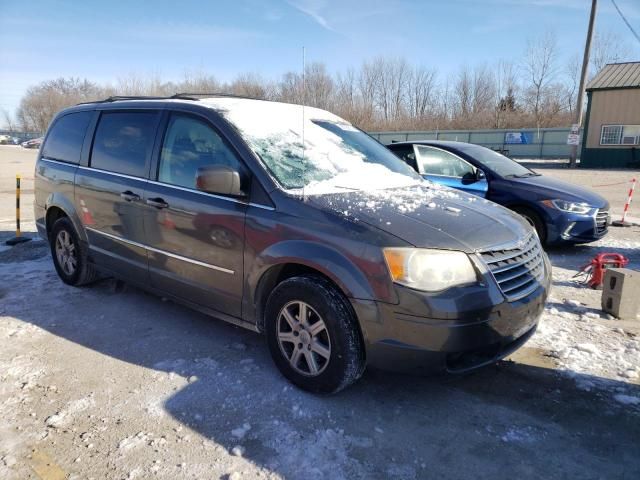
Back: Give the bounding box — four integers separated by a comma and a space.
543, 199, 593, 215
383, 248, 477, 292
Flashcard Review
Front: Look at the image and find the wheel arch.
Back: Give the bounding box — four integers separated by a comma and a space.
44, 193, 87, 243
506, 203, 549, 242
247, 241, 378, 333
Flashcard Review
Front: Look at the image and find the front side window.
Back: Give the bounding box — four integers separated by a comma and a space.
453, 143, 534, 178
158, 115, 243, 190
390, 144, 418, 172
91, 111, 159, 177
42, 111, 93, 164
415, 146, 475, 178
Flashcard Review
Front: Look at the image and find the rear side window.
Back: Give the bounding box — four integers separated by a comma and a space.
42, 111, 92, 164
91, 111, 159, 177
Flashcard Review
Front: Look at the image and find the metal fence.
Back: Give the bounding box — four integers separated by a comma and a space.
0, 130, 41, 140
369, 127, 580, 159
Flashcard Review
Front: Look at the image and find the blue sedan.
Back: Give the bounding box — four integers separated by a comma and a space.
387, 140, 610, 246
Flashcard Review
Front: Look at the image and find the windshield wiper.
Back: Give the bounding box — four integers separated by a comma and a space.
505, 172, 538, 178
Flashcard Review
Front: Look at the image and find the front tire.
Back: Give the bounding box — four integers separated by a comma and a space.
512, 206, 547, 245
50, 217, 99, 286
265, 275, 366, 394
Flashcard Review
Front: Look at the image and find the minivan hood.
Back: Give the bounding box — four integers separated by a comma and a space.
307, 183, 532, 252
511, 175, 608, 208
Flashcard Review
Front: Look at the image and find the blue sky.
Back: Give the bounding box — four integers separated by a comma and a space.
1, 0, 639, 115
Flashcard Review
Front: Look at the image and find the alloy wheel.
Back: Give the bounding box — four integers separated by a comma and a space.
55, 230, 77, 276
277, 300, 331, 376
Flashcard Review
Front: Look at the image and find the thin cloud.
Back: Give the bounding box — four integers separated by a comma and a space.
286, 0, 334, 31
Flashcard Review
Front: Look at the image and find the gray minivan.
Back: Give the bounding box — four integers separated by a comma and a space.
35, 95, 551, 393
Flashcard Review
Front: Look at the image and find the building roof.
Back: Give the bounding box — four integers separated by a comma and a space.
587, 62, 640, 91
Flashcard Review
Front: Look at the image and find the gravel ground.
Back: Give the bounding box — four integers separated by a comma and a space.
1, 146, 639, 479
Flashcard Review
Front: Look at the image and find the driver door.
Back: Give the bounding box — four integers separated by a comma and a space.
415, 145, 488, 197
143, 112, 247, 318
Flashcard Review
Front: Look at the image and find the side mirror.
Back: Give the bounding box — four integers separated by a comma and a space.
196, 165, 244, 197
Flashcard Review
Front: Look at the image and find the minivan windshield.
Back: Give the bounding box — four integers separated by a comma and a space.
454, 143, 538, 178
205, 98, 421, 194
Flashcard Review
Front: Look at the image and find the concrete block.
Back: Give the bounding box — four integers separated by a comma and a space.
603, 268, 640, 297
602, 269, 640, 319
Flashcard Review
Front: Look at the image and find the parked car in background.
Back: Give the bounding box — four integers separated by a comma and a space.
0, 134, 11, 145
22, 137, 43, 149
35, 96, 550, 393
387, 140, 610, 246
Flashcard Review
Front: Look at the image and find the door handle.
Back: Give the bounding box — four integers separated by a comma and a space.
146, 197, 169, 209
120, 191, 140, 202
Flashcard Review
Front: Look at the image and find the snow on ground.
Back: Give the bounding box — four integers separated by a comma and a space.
528, 233, 640, 407
0, 221, 639, 479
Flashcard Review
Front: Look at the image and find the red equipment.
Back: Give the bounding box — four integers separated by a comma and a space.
574, 253, 629, 289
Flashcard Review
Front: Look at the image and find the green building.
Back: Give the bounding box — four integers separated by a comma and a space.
581, 62, 640, 168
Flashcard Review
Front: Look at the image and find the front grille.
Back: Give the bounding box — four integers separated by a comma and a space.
595, 209, 609, 235
480, 234, 545, 302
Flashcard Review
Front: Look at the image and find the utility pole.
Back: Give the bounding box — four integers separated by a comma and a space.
569, 0, 597, 168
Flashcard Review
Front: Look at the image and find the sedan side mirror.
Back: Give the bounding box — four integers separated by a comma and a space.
196, 165, 245, 197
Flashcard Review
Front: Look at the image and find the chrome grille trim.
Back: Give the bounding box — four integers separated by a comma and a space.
480, 233, 545, 302
595, 209, 609, 235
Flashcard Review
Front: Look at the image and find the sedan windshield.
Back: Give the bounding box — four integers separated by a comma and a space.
204, 98, 421, 194
454, 144, 538, 178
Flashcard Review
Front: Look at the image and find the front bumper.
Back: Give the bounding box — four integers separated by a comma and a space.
546, 207, 610, 245
352, 254, 551, 374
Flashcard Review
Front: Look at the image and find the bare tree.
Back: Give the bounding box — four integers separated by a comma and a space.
494, 60, 518, 128
591, 30, 632, 75
406, 65, 437, 122
304, 62, 334, 109
16, 77, 102, 132
522, 29, 559, 130
357, 60, 380, 127
471, 64, 496, 122
1, 108, 16, 132
563, 53, 581, 117
453, 66, 473, 125
16, 50, 591, 134
178, 70, 220, 94
229, 73, 271, 99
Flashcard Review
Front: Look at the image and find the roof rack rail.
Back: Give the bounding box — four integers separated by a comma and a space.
77, 92, 261, 105
171, 92, 260, 100
77, 95, 178, 105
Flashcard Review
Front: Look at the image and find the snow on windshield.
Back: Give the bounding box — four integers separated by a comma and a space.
201, 98, 421, 194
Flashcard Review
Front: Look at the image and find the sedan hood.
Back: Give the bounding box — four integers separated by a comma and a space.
512, 175, 608, 208
308, 183, 532, 252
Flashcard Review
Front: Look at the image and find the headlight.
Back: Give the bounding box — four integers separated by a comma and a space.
383, 248, 477, 292
543, 199, 593, 215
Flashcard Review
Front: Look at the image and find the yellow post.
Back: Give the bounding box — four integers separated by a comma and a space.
5, 173, 31, 245
16, 174, 21, 237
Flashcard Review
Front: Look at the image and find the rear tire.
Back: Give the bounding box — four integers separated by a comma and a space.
512, 206, 547, 245
50, 217, 99, 286
265, 275, 366, 394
